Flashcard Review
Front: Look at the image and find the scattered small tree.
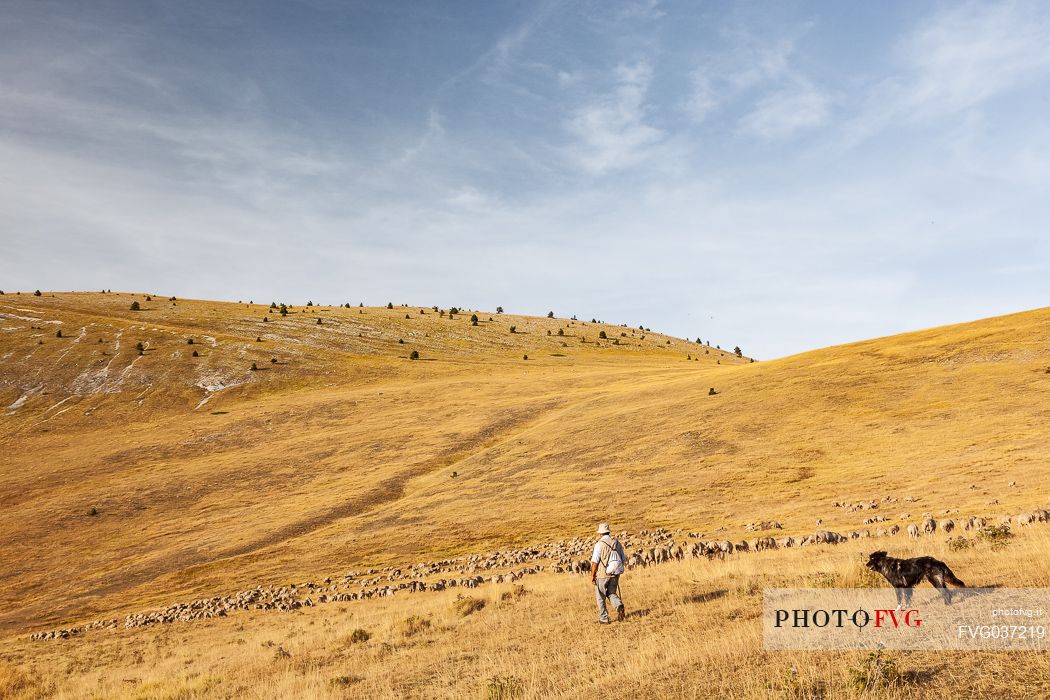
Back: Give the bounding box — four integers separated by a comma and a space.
387, 302, 394, 309
523, 354, 528, 360
187, 338, 194, 345
557, 328, 564, 336
734, 346, 742, 357
130, 301, 140, 311
450, 307, 460, 315
35, 290, 42, 296
410, 350, 420, 360
307, 301, 313, 307
496, 306, 504, 313
598, 331, 607, 339
192, 350, 199, 357
708, 387, 717, 395
399, 338, 404, 344
270, 302, 277, 309
280, 304, 288, 316
250, 362, 258, 371
256, 337, 262, 342
316, 318, 322, 324
55, 329, 62, 338
547, 311, 554, 318
509, 325, 516, 333
145, 295, 151, 301
87, 506, 99, 517
271, 357, 277, 363
471, 314, 479, 326
547, 330, 551, 335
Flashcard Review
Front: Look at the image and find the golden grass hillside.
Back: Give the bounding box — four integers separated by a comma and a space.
1, 291, 1049, 647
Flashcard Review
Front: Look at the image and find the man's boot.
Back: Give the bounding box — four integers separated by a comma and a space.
616, 604, 626, 622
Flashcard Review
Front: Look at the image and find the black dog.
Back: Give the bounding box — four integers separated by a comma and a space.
866, 551, 967, 606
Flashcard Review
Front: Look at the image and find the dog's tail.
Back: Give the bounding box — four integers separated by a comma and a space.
941, 564, 966, 587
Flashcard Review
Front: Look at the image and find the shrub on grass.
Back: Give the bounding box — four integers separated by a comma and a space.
347, 628, 371, 644
496, 306, 504, 313
130, 301, 140, 311
848, 650, 902, 692
471, 314, 479, 326
55, 329, 62, 338
509, 325, 516, 333
387, 302, 394, 309
978, 525, 1012, 550
250, 362, 258, 371
547, 311, 554, 318
410, 350, 419, 360
192, 350, 199, 357
599, 331, 607, 339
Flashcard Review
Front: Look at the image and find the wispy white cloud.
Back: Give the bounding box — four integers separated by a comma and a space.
737, 82, 831, 139
896, 1, 1050, 119
841, 2, 1050, 146
565, 60, 664, 175
686, 29, 831, 139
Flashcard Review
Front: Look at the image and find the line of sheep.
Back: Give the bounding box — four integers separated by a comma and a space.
28, 504, 1050, 641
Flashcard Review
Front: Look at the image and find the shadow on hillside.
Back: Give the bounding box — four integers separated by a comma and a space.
950, 585, 1003, 603
682, 589, 728, 605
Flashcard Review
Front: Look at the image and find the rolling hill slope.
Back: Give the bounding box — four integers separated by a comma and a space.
1, 292, 1048, 639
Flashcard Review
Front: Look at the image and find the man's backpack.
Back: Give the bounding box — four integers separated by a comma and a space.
601, 536, 625, 576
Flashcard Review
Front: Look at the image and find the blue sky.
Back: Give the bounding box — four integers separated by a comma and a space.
2, 1, 1049, 358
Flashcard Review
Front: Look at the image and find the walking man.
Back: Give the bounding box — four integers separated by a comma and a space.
590, 523, 626, 624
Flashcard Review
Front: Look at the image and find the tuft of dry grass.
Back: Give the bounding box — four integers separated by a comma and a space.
451, 596, 486, 617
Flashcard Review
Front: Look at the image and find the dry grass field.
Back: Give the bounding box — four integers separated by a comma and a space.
2, 291, 1050, 698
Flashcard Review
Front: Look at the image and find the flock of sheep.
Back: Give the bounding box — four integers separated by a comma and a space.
28, 502, 1050, 642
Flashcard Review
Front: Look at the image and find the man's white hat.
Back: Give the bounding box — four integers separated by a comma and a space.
597, 523, 611, 534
